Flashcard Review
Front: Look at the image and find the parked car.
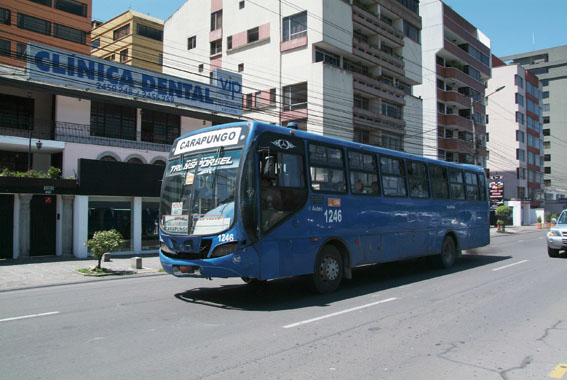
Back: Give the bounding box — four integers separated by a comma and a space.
547, 210, 567, 257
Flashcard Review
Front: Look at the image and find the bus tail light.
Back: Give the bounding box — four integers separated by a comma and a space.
210, 243, 238, 258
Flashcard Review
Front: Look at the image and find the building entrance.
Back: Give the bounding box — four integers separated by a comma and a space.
30, 195, 56, 256
0, 195, 14, 259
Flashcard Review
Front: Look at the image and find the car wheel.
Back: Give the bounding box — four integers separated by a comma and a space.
310, 245, 343, 293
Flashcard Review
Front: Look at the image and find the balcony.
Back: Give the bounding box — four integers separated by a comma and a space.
0, 120, 171, 152
438, 137, 474, 154
438, 113, 473, 132
437, 65, 484, 93
437, 89, 470, 109
353, 107, 405, 133
443, 39, 490, 77
352, 7, 404, 48
353, 72, 406, 105
444, 16, 490, 60
352, 38, 405, 76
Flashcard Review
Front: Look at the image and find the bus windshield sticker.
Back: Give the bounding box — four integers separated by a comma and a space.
328, 198, 342, 207
171, 202, 183, 215
174, 127, 242, 155
163, 215, 188, 233
185, 172, 194, 185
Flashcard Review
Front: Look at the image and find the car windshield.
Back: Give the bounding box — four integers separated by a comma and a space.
160, 149, 241, 235
558, 212, 567, 225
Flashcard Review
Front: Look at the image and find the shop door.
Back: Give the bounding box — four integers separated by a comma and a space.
0, 195, 14, 259
30, 195, 56, 256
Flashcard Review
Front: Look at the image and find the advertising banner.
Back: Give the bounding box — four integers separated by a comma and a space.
26, 43, 242, 116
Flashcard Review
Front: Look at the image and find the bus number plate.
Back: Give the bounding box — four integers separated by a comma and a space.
324, 209, 343, 223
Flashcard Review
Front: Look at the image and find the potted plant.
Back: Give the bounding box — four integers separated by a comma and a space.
537, 216, 542, 229
495, 205, 512, 233
84, 229, 125, 270
545, 214, 552, 228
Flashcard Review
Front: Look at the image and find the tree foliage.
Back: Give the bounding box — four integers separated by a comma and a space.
85, 229, 124, 269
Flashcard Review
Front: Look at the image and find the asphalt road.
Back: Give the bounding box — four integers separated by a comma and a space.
1, 229, 566, 380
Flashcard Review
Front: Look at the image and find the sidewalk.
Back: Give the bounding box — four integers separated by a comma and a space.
0, 253, 164, 292
0, 224, 545, 292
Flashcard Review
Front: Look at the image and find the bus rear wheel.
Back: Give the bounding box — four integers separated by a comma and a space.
437, 236, 457, 269
311, 245, 343, 293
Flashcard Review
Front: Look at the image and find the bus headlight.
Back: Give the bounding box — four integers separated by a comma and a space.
160, 241, 175, 255
210, 243, 238, 258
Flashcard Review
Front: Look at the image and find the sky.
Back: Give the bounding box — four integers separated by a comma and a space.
92, 0, 566, 58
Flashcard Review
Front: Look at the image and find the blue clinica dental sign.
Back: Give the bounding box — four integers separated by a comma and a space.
26, 43, 243, 116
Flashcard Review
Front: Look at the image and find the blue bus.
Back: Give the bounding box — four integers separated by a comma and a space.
159, 121, 490, 292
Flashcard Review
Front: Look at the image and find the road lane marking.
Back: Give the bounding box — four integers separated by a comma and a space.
492, 260, 528, 272
0, 311, 60, 323
283, 298, 397, 329
549, 363, 567, 379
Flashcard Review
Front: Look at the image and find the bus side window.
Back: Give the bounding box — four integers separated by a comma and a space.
407, 160, 430, 199
348, 150, 379, 195
448, 168, 465, 200
430, 165, 449, 200
478, 172, 487, 201
380, 156, 407, 197
465, 171, 480, 200
308, 143, 346, 193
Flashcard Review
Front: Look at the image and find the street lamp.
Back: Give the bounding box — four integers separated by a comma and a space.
472, 85, 506, 166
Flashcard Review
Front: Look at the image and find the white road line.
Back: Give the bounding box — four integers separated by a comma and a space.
492, 260, 528, 272
0, 311, 60, 323
283, 298, 398, 329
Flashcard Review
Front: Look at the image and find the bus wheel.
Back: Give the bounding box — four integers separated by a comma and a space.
311, 245, 343, 293
241, 277, 266, 285
437, 236, 457, 269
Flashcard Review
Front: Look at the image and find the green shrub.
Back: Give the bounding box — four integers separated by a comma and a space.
84, 229, 125, 269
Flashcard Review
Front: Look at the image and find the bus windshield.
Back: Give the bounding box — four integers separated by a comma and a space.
160, 148, 241, 236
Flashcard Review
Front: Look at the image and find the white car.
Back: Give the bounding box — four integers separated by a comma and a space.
547, 210, 567, 257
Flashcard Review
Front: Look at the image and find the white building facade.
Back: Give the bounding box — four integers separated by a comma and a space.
163, 0, 422, 151
486, 59, 544, 224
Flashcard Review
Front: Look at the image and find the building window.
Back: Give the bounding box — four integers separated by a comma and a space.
136, 23, 163, 41
248, 27, 259, 43
54, 24, 86, 44
187, 36, 196, 50
542, 91, 549, 99
354, 95, 369, 110
515, 93, 524, 107
91, 38, 100, 50
238, 63, 244, 72
120, 49, 128, 63
403, 21, 420, 43
283, 82, 307, 111
245, 93, 253, 109
0, 94, 34, 129
516, 130, 525, 143
382, 101, 402, 119
270, 88, 276, 106
210, 39, 222, 55
16, 43, 27, 61
141, 109, 180, 145
543, 104, 550, 112
29, 0, 52, 6
543, 116, 550, 124
515, 75, 523, 89
227, 36, 232, 50
90, 101, 136, 141
282, 11, 306, 42
54, 0, 87, 17
315, 48, 340, 67
198, 64, 204, 72
239, 1, 245, 9
17, 13, 51, 35
142, 201, 160, 250
515, 111, 524, 125
113, 24, 130, 41
0, 39, 10, 57
396, 0, 419, 13
354, 128, 370, 144
382, 133, 402, 151
211, 10, 222, 31
88, 200, 131, 252
254, 91, 261, 107
516, 149, 525, 162
544, 154, 551, 161
0, 8, 10, 25
544, 167, 551, 174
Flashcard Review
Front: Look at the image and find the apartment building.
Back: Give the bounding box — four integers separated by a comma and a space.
91, 10, 164, 72
0, 0, 91, 67
485, 56, 544, 223
502, 46, 567, 201
163, 0, 422, 152
414, 1, 491, 167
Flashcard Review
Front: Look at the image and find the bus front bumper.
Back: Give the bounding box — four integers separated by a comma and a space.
159, 250, 255, 278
